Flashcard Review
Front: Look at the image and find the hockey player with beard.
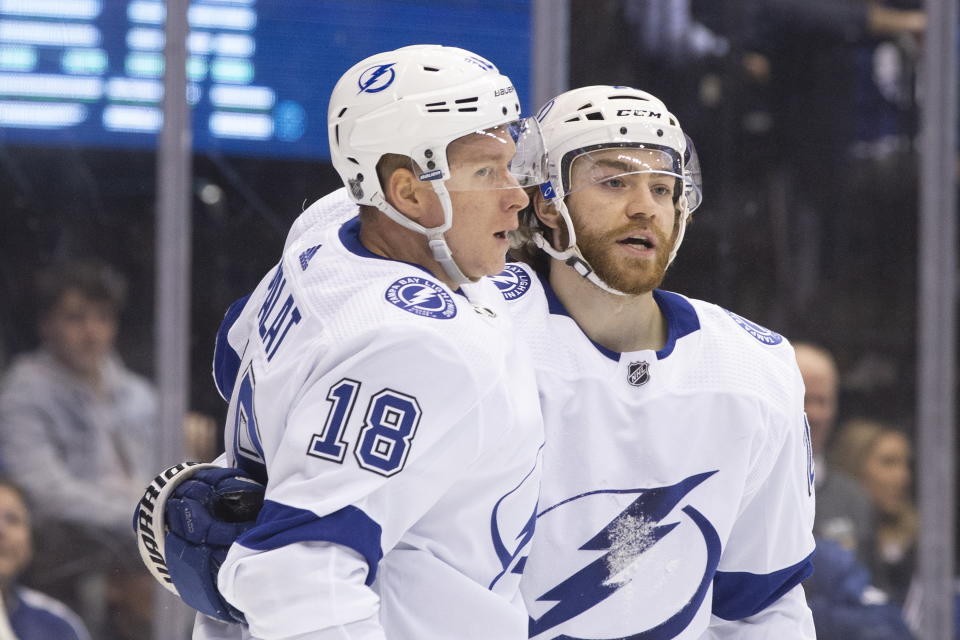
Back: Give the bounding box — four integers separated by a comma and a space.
134, 45, 547, 640
504, 85, 816, 639
136, 86, 815, 640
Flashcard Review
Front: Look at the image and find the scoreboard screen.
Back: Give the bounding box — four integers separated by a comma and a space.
0, 0, 532, 159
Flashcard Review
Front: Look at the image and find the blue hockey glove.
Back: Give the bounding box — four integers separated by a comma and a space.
134, 462, 265, 624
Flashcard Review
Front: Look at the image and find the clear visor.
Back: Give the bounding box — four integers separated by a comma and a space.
418, 117, 548, 192
683, 135, 703, 212
564, 140, 703, 212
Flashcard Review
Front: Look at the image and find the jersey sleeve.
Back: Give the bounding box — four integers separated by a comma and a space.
709, 358, 817, 637
217, 324, 499, 640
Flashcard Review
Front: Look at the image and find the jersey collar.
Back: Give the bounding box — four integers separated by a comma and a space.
337, 216, 468, 296
538, 273, 700, 361
338, 216, 436, 278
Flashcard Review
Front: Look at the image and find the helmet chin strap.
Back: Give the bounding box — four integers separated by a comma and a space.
666, 194, 690, 266
427, 182, 473, 287
536, 195, 691, 297
368, 183, 473, 288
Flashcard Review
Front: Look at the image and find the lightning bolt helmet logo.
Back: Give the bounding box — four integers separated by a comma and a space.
357, 63, 397, 94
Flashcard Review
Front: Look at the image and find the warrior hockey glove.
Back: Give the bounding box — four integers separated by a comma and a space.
134, 462, 265, 624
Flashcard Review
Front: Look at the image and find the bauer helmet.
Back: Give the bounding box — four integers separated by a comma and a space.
328, 44, 546, 285
527, 85, 702, 295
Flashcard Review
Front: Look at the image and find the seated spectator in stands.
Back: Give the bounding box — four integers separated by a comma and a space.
0, 476, 90, 640
795, 342, 875, 566
830, 417, 917, 605
0, 260, 156, 638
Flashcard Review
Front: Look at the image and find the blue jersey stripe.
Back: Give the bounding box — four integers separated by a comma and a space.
213, 294, 250, 402
712, 553, 814, 620
236, 500, 384, 585
651, 289, 700, 359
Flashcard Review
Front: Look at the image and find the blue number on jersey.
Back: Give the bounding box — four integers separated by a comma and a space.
354, 390, 422, 477
233, 366, 267, 483
307, 378, 361, 463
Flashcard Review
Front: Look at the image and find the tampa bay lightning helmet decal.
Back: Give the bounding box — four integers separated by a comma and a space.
490, 264, 532, 301
385, 277, 457, 319
723, 309, 783, 346
357, 63, 397, 94
528, 471, 720, 640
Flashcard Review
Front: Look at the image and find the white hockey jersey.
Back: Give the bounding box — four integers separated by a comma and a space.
200, 191, 544, 640
490, 263, 816, 640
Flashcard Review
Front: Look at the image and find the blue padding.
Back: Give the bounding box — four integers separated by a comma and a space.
713, 553, 814, 621
213, 295, 249, 402
236, 500, 384, 585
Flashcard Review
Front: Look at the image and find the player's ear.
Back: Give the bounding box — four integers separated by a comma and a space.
532, 189, 561, 230
384, 166, 436, 223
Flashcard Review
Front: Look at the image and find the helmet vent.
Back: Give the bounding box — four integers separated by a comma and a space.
422, 66, 440, 72
585, 112, 604, 121
609, 95, 647, 101
564, 116, 580, 123
347, 156, 359, 165
458, 107, 478, 112
455, 97, 478, 104
577, 103, 593, 110
334, 124, 340, 146
426, 101, 446, 107
336, 107, 348, 118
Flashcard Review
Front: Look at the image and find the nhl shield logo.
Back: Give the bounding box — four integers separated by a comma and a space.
627, 361, 650, 387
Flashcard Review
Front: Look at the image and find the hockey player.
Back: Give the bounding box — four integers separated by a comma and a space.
505, 85, 816, 638
135, 45, 546, 640
140, 86, 816, 639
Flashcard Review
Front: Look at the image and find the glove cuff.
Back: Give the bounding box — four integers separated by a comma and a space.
134, 461, 224, 597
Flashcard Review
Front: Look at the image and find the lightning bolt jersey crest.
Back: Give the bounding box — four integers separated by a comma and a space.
204, 189, 544, 640
497, 263, 816, 640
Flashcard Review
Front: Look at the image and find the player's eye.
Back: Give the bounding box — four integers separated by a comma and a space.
475, 167, 493, 178
652, 184, 673, 197
597, 175, 625, 189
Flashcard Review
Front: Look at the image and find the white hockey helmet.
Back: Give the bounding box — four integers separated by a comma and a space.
328, 44, 546, 285
529, 85, 702, 295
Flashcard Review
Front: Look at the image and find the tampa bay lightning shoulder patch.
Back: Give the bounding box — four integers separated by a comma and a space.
724, 309, 783, 345
385, 277, 457, 319
489, 264, 531, 301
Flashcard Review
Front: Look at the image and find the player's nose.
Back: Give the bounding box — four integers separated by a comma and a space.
503, 184, 529, 211
625, 189, 657, 220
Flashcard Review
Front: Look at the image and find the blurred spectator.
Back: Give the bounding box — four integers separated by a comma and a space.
0, 259, 216, 638
0, 476, 91, 640
0, 260, 154, 637
795, 342, 875, 567
806, 537, 914, 640
830, 417, 917, 606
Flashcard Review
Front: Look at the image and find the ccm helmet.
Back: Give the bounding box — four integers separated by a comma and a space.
529, 85, 702, 295
328, 44, 545, 285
